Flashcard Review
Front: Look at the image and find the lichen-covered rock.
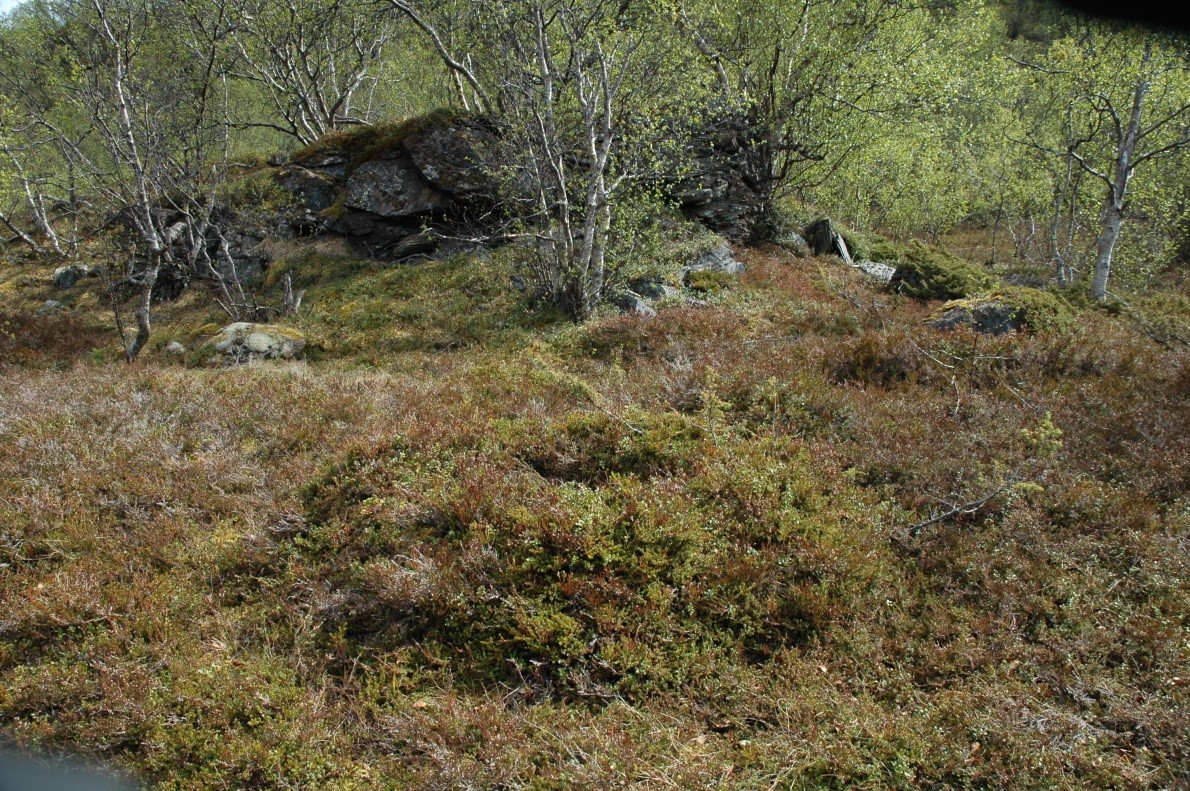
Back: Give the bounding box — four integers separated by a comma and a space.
610, 292, 658, 317
775, 231, 810, 257
36, 300, 64, 316
52, 264, 91, 289
927, 287, 1072, 335
681, 241, 743, 287
210, 322, 306, 363
628, 277, 680, 300
853, 260, 896, 284
342, 154, 444, 220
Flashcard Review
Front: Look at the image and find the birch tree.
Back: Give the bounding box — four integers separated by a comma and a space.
1021, 23, 1190, 300
389, 0, 698, 319
234, 0, 404, 144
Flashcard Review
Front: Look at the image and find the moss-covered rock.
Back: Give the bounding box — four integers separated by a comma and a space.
884, 240, 995, 299
927, 286, 1073, 334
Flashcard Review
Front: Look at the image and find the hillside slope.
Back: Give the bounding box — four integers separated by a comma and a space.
0, 243, 1187, 789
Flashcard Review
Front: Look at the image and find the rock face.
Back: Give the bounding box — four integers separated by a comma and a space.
280, 111, 772, 255
211, 322, 306, 363
673, 114, 767, 242
283, 114, 499, 258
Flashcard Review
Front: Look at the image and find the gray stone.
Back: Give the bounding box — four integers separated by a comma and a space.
210, 322, 306, 363
164, 341, 187, 356
403, 119, 496, 196
776, 231, 810, 257
853, 260, 896, 284
610, 292, 657, 317
681, 241, 744, 287
36, 300, 64, 316
928, 302, 1022, 336
628, 277, 680, 300
343, 154, 443, 219
275, 166, 340, 212
52, 265, 90, 290
834, 234, 854, 265
805, 219, 837, 256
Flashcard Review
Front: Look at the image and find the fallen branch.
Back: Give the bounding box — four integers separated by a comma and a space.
906, 462, 1029, 538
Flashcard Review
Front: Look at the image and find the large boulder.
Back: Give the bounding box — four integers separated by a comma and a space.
210, 322, 306, 363
52, 264, 91, 290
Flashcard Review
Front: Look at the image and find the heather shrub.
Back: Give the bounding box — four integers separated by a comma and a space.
885, 239, 996, 299
298, 416, 888, 701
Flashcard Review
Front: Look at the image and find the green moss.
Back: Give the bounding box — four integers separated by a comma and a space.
885, 240, 996, 299
291, 108, 471, 167
931, 286, 1074, 333
686, 269, 735, 294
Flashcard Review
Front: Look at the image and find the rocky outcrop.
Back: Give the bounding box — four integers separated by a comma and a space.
281, 114, 499, 258
673, 114, 767, 242
280, 111, 772, 256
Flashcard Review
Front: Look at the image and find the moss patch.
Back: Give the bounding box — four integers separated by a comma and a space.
883, 239, 996, 299
291, 108, 471, 167
929, 286, 1074, 334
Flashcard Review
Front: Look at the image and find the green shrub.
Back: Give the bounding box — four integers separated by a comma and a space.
1131, 292, 1190, 346
885, 240, 996, 299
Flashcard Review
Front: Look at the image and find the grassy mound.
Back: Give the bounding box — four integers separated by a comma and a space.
301, 410, 884, 700
929, 286, 1074, 334
880, 239, 996, 299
